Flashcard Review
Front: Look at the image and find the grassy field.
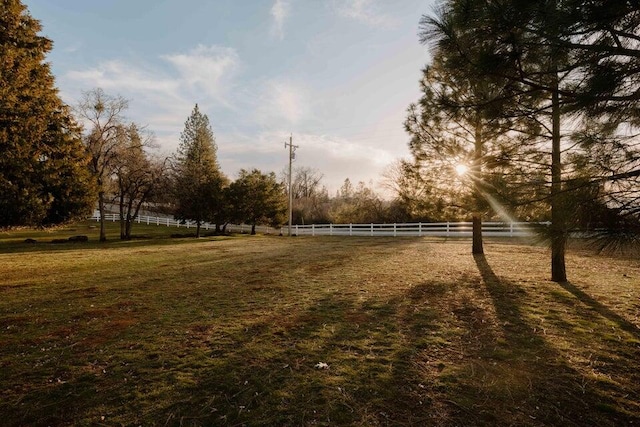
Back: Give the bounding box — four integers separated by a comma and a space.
1, 223, 639, 426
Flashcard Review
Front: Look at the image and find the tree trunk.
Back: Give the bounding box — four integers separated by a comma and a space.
98, 190, 107, 242
472, 214, 484, 254
125, 218, 133, 240
127, 199, 144, 241
119, 194, 126, 240
550, 76, 567, 282
251, 223, 256, 235
196, 221, 201, 238
472, 115, 484, 255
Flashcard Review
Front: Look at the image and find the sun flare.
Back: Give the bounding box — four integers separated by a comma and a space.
455, 164, 469, 176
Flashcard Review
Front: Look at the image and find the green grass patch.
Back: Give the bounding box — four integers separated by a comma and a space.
1, 229, 639, 426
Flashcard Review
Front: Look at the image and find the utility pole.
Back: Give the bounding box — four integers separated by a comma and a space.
285, 134, 298, 237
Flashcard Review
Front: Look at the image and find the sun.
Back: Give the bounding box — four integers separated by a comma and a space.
455, 164, 469, 176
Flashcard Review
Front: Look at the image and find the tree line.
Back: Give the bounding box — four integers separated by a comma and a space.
77, 91, 289, 240
80, 90, 410, 240
0, 0, 406, 239
0, 1, 287, 238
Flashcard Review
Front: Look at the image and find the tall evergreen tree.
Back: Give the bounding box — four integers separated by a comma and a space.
173, 104, 227, 238
0, 0, 95, 227
405, 50, 527, 254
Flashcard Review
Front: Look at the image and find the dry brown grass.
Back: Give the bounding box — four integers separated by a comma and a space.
0, 233, 638, 426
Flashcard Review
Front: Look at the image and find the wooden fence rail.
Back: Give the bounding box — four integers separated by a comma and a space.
292, 221, 547, 237
90, 213, 278, 235
92, 213, 548, 238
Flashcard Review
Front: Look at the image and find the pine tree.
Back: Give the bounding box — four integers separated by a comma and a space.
426, 0, 596, 281
0, 0, 95, 227
173, 104, 227, 237
405, 49, 528, 254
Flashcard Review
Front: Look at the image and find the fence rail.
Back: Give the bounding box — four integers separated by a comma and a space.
91, 213, 279, 235
92, 212, 548, 238
291, 221, 547, 237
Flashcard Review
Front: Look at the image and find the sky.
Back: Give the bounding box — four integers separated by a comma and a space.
25, 0, 436, 195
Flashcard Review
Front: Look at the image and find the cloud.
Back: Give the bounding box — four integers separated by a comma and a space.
67, 60, 179, 95
61, 43, 405, 191
215, 129, 396, 194
292, 133, 398, 193
162, 45, 239, 102
65, 45, 240, 110
63, 42, 82, 53
256, 80, 309, 126
270, 0, 290, 40
335, 0, 394, 26
67, 45, 239, 106
64, 45, 242, 153
300, 132, 393, 167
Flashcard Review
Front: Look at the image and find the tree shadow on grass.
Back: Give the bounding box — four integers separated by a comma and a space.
468, 254, 639, 426
135, 264, 632, 427
189, 293, 424, 426
4, 245, 638, 426
0, 234, 240, 255
556, 281, 640, 340
0, 235, 422, 256
77, 290, 438, 427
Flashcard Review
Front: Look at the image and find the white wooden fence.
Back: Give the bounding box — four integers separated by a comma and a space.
91, 213, 279, 235
92, 212, 547, 238
291, 222, 546, 237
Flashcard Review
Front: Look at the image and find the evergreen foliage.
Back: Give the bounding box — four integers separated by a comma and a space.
418, 0, 640, 280
227, 169, 287, 235
0, 0, 95, 227
405, 51, 528, 253
173, 104, 227, 237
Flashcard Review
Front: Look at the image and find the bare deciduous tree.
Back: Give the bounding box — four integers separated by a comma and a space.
113, 123, 167, 240
76, 88, 128, 242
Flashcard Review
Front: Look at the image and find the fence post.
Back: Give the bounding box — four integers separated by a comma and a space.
419, 222, 422, 237
446, 222, 450, 237
146, 216, 149, 225
510, 222, 514, 237
370, 223, 374, 236
312, 224, 315, 236
330, 224, 333, 236
295, 224, 299, 235
349, 223, 352, 236
393, 223, 397, 237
